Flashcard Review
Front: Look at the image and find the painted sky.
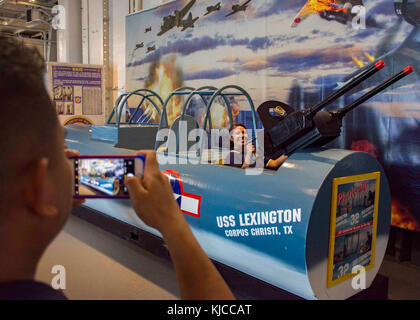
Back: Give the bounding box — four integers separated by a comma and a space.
126, 0, 418, 115
125, 0, 420, 231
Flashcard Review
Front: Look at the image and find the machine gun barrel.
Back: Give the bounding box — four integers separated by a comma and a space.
296, 66, 415, 153
307, 60, 385, 118
268, 61, 385, 152
336, 66, 414, 119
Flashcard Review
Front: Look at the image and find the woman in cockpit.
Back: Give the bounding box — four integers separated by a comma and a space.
224, 123, 288, 170
224, 123, 256, 169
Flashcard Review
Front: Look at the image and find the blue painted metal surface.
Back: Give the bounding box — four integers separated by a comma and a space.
65, 124, 391, 300
91, 125, 118, 143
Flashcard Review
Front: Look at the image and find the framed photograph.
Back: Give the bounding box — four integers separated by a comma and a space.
327, 172, 381, 288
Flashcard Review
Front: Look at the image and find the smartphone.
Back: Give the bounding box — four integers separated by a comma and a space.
71, 154, 145, 199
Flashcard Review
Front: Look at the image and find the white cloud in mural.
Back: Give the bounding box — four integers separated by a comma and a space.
126, 0, 417, 108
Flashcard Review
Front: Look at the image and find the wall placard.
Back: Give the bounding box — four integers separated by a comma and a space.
48, 62, 105, 126
327, 172, 380, 288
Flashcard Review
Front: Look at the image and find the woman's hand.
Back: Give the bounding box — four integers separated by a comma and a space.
244, 143, 256, 166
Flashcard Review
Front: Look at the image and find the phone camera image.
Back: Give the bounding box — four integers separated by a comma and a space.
74, 157, 135, 198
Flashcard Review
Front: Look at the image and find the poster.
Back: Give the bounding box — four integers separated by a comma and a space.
126, 0, 419, 231
48, 63, 105, 126
327, 172, 380, 287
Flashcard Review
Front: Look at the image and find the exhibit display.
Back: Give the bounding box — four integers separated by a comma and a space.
1, 0, 419, 304
56, 0, 420, 300
65, 120, 389, 300
126, 0, 420, 232
64, 59, 414, 299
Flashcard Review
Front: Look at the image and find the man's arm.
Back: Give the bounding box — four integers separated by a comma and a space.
160, 213, 235, 300
126, 151, 235, 300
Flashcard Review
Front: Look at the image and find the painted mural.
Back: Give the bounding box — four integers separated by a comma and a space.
126, 0, 420, 231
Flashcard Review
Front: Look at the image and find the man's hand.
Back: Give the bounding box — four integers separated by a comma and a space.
64, 147, 85, 207
125, 150, 183, 235
126, 150, 235, 300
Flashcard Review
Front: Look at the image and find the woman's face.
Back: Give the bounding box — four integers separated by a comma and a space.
231, 126, 248, 148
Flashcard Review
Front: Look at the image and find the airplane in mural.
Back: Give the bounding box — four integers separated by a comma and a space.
180, 12, 199, 31
146, 45, 156, 53
225, 0, 252, 17
135, 42, 144, 50
291, 0, 363, 28
157, 0, 196, 36
204, 2, 221, 16
145, 27, 152, 33
157, 16, 177, 36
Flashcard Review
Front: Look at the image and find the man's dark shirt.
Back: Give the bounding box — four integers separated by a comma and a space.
0, 281, 67, 300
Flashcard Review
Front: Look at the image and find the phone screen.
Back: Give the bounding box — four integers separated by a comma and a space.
73, 156, 139, 199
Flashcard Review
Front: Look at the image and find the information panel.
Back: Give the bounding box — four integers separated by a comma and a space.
327, 172, 380, 288
48, 63, 105, 126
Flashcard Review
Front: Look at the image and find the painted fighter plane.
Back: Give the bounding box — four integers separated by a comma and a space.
145, 27, 152, 33
180, 12, 199, 31
146, 45, 156, 53
204, 2, 221, 16
157, 0, 196, 36
225, 0, 252, 17
135, 42, 144, 50
291, 0, 363, 28
157, 15, 177, 36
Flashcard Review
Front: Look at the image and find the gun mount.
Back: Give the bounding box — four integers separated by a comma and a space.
265, 63, 414, 157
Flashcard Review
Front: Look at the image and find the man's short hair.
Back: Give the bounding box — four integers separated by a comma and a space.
0, 36, 59, 200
